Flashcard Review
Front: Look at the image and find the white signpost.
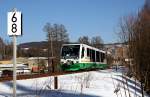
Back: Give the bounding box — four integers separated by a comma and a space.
7, 8, 22, 97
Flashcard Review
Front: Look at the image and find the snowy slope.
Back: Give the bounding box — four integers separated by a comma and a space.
0, 69, 149, 97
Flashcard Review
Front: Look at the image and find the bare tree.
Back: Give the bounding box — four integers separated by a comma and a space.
91, 36, 104, 49
78, 36, 90, 45
0, 37, 5, 60
118, 1, 150, 95
43, 23, 69, 72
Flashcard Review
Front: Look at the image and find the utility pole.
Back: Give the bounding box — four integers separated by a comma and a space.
50, 31, 54, 72
50, 31, 58, 89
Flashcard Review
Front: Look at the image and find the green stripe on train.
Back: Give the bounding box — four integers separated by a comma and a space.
61, 63, 108, 71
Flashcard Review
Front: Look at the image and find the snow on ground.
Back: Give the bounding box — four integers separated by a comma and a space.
0, 69, 149, 97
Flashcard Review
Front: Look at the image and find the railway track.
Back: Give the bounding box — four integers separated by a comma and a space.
0, 69, 98, 82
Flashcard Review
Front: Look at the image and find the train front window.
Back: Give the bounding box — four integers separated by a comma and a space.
61, 45, 80, 59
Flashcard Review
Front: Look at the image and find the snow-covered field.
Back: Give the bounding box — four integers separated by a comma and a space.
0, 69, 149, 97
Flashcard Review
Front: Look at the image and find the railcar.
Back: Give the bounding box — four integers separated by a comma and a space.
60, 44, 108, 71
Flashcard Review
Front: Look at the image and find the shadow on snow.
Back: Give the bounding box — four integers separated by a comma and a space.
113, 75, 149, 97
1, 81, 100, 97
0, 90, 101, 97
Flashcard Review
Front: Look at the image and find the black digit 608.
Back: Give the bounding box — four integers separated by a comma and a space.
11, 12, 17, 33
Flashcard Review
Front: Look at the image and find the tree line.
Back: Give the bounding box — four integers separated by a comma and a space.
0, 38, 13, 60
0, 23, 104, 60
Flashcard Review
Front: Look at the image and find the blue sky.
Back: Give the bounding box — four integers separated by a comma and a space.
0, 0, 145, 44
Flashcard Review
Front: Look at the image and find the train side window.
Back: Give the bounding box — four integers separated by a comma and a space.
103, 53, 106, 59
81, 47, 85, 58
90, 49, 92, 61
101, 53, 105, 62
92, 50, 95, 62
96, 51, 100, 62
99, 52, 101, 62
87, 48, 90, 57
100, 52, 102, 62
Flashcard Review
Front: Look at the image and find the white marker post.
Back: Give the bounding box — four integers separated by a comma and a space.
7, 8, 22, 97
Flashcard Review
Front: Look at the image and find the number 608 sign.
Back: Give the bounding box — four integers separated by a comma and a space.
7, 11, 22, 36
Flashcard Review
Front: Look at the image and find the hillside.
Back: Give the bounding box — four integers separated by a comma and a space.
18, 41, 48, 49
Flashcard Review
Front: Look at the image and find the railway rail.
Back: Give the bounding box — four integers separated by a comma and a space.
0, 69, 98, 82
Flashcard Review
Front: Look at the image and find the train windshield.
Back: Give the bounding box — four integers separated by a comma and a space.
61, 45, 80, 59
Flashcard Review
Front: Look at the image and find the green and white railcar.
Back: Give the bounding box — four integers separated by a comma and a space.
60, 44, 108, 71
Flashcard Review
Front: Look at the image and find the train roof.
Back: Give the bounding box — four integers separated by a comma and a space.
62, 43, 81, 46
62, 43, 106, 53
